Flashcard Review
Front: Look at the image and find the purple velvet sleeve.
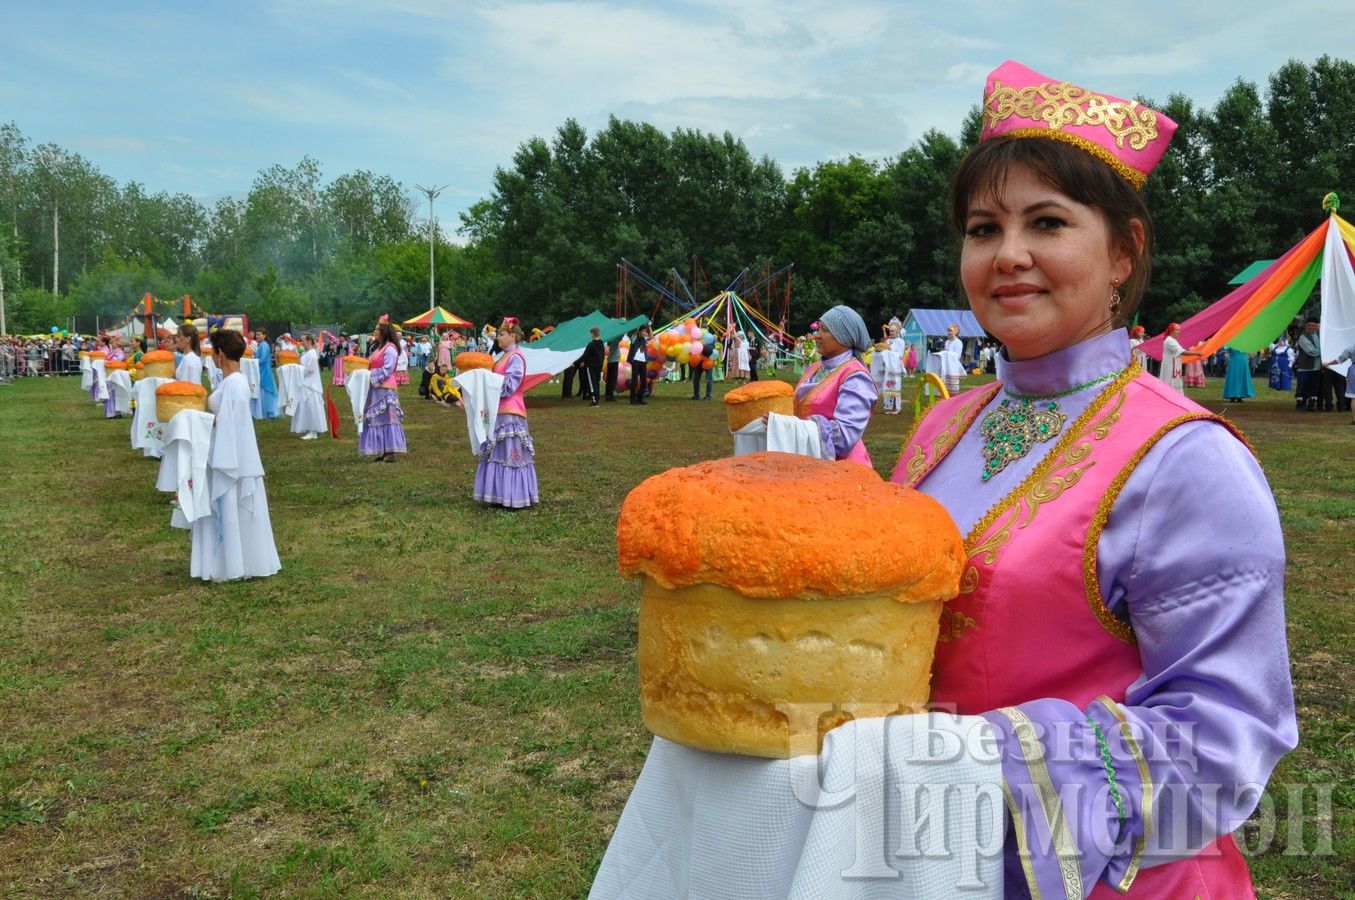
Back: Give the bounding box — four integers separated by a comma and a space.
982, 422, 1297, 895
499, 352, 524, 398
369, 345, 397, 383
809, 370, 879, 459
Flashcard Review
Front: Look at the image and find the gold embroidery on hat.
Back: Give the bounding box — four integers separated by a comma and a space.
985, 79, 1160, 149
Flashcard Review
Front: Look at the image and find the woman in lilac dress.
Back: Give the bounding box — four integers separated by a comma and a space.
358, 317, 407, 462
473, 318, 539, 508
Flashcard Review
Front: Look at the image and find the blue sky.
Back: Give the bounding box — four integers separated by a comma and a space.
2, 0, 1353, 233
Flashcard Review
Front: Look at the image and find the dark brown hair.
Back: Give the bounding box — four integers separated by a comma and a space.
213, 328, 246, 361
374, 322, 398, 348
950, 135, 1154, 325
178, 323, 200, 354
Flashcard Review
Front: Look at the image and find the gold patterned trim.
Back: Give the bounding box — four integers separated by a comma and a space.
894, 383, 1000, 486
997, 706, 1084, 899
1001, 128, 1147, 189
985, 80, 1160, 150
1000, 782, 1043, 900
1095, 696, 1153, 894
964, 365, 1140, 555
1082, 409, 1256, 646
935, 607, 977, 643
903, 442, 927, 484
895, 390, 940, 473
1082, 413, 1206, 644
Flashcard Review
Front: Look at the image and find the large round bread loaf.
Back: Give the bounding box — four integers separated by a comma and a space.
723, 381, 794, 431
140, 350, 176, 379
343, 355, 370, 375
617, 452, 965, 758
453, 352, 494, 372
156, 381, 208, 421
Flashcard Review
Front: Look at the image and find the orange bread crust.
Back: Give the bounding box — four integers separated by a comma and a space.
141, 350, 175, 364
723, 380, 793, 405
454, 352, 494, 372
105, 360, 128, 370
617, 452, 964, 602
156, 382, 208, 398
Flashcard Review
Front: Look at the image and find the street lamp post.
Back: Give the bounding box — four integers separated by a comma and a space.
414, 184, 447, 311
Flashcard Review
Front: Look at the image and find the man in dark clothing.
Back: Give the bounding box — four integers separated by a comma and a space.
561, 354, 584, 398
604, 336, 621, 401
628, 325, 651, 404
581, 327, 606, 406
748, 334, 763, 381
691, 358, 712, 400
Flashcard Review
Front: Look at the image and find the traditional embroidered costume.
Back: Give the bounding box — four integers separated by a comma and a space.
358, 342, 407, 456
394, 338, 410, 385
103, 346, 126, 418
1183, 357, 1206, 388
473, 345, 539, 508
793, 306, 879, 465
1268, 338, 1293, 390
884, 60, 1296, 900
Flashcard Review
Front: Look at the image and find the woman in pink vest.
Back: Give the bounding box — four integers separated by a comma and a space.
473, 317, 538, 508
358, 316, 406, 462
792, 304, 877, 466
887, 61, 1295, 898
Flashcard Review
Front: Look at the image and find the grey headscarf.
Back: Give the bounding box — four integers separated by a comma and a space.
819, 305, 872, 357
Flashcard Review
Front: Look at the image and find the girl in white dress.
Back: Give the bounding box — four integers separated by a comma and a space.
734, 333, 751, 380
190, 328, 281, 582
290, 333, 327, 439
174, 324, 203, 385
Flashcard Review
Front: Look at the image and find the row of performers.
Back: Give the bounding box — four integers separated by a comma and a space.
82, 317, 541, 584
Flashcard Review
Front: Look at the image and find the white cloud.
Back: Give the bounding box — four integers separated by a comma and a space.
6, 0, 1355, 223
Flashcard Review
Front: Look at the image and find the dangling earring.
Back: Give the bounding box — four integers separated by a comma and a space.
1110, 277, 1122, 314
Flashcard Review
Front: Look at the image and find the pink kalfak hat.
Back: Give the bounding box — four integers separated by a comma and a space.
980, 60, 1177, 189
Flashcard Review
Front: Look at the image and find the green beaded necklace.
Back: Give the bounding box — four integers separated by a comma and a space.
978, 368, 1125, 481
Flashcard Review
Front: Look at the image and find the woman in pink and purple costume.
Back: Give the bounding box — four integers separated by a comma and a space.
358, 317, 407, 462
889, 61, 1295, 898
791, 304, 878, 466
103, 339, 127, 418
473, 318, 538, 508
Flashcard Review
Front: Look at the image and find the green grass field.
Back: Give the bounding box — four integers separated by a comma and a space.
0, 370, 1351, 897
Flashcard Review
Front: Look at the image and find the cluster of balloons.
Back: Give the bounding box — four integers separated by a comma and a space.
649, 320, 719, 376
611, 320, 723, 391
